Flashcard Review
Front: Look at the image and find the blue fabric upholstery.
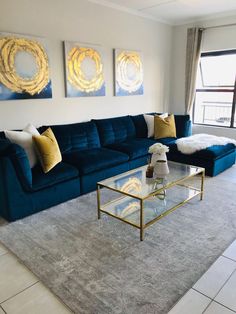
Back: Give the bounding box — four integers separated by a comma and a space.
168, 142, 236, 176
32, 162, 79, 191
0, 157, 81, 221
39, 121, 101, 154
130, 114, 148, 138
0, 113, 235, 222
156, 138, 177, 145
0, 140, 32, 189
63, 148, 129, 175
108, 138, 155, 160
81, 162, 129, 194
129, 155, 148, 170
0, 132, 6, 139
211, 151, 236, 176
93, 116, 136, 146
168, 143, 235, 160
131, 113, 192, 139
174, 115, 192, 138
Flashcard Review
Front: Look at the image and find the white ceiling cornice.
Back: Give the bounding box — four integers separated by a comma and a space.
172, 9, 236, 26
86, 0, 236, 27
87, 0, 171, 25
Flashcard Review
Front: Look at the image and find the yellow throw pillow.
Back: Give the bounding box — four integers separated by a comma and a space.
33, 128, 62, 173
154, 114, 177, 139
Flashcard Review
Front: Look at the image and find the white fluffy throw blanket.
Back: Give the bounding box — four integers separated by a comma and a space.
176, 133, 236, 154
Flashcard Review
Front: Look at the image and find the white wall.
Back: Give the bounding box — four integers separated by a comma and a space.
170, 15, 236, 139
0, 0, 172, 130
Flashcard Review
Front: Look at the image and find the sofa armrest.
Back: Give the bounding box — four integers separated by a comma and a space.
0, 140, 32, 189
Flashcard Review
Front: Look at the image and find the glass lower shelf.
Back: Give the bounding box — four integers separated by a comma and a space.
100, 185, 200, 228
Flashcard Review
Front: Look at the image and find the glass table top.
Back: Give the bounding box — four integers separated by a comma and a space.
98, 161, 204, 200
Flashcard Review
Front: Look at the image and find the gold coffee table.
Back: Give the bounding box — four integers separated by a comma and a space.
97, 161, 205, 241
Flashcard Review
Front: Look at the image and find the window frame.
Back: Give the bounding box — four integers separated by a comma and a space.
193, 49, 236, 128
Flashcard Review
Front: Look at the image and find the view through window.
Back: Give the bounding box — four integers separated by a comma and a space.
193, 50, 236, 128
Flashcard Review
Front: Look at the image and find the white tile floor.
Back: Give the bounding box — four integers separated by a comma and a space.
0, 243, 72, 314
168, 239, 236, 314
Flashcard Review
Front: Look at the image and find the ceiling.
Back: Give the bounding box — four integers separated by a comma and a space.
88, 0, 236, 25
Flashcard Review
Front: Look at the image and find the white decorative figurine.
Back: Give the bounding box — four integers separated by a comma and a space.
148, 143, 169, 178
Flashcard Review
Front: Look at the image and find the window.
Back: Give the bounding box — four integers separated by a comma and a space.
193, 50, 236, 128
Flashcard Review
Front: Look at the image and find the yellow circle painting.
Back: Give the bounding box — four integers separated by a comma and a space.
116, 51, 143, 96
67, 46, 104, 94
0, 37, 50, 96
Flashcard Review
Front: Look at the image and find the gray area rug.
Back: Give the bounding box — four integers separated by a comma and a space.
0, 173, 236, 314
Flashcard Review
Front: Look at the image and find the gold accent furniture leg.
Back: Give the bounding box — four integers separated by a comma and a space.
140, 199, 144, 241
97, 184, 101, 219
200, 170, 205, 200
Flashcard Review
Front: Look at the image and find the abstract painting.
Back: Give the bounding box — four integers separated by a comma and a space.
64, 41, 105, 97
114, 49, 143, 96
0, 32, 52, 100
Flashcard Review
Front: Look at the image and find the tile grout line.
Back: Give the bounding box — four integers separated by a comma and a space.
169, 241, 236, 313
211, 263, 236, 300
213, 299, 236, 313
0, 248, 73, 313
192, 266, 236, 301
0, 305, 7, 314
192, 253, 236, 298
0, 281, 39, 306
192, 254, 236, 313
202, 300, 214, 314
222, 254, 236, 263
191, 287, 213, 301
202, 299, 236, 314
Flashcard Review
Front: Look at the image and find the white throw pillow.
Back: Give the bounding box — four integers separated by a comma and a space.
4, 124, 40, 168
144, 113, 168, 138
23, 123, 40, 136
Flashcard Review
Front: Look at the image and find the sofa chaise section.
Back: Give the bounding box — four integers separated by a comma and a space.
167, 142, 236, 176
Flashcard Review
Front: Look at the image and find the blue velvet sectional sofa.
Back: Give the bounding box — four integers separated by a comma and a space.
0, 113, 235, 221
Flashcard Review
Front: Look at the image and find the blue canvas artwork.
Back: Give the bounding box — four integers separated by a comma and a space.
0, 32, 52, 100
114, 49, 144, 96
64, 41, 105, 97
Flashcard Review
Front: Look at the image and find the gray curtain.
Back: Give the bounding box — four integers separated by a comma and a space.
185, 27, 203, 114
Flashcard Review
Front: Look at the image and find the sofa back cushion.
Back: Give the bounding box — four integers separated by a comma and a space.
131, 113, 191, 139
39, 121, 100, 154
174, 115, 192, 138
0, 132, 6, 139
93, 116, 136, 146
131, 114, 148, 138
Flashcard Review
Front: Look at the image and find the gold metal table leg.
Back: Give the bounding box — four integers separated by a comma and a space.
140, 199, 144, 241
200, 170, 205, 200
97, 184, 101, 219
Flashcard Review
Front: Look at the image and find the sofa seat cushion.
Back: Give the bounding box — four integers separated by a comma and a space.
168, 142, 235, 160
32, 162, 79, 191
63, 148, 129, 175
155, 137, 177, 145
108, 138, 156, 160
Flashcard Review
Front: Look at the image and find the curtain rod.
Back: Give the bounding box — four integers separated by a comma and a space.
203, 23, 236, 31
